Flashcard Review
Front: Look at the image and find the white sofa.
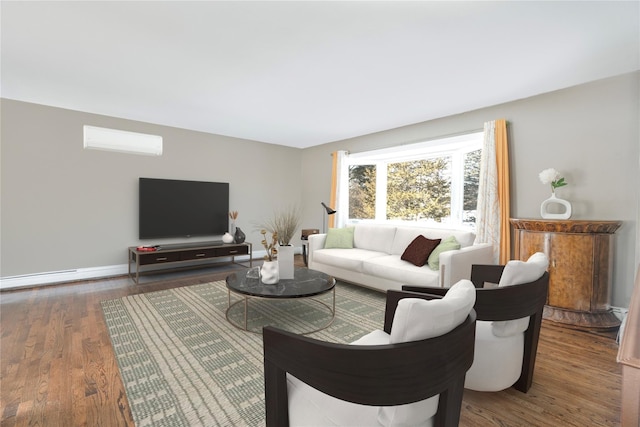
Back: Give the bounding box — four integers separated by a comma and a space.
308, 223, 493, 291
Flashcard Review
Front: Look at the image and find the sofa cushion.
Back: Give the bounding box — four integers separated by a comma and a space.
427, 235, 461, 270
493, 252, 549, 337
313, 248, 386, 272
324, 227, 355, 249
391, 227, 474, 255
362, 255, 440, 288
401, 235, 442, 266
353, 224, 397, 253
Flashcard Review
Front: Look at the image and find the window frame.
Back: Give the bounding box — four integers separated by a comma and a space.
345, 131, 483, 229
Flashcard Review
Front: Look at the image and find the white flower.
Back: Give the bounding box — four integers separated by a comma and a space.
539, 168, 568, 191
539, 168, 560, 185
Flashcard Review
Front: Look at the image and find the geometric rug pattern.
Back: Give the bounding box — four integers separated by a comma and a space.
101, 280, 385, 426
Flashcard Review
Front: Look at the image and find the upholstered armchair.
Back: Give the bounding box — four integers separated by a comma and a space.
403, 252, 550, 393
263, 280, 477, 427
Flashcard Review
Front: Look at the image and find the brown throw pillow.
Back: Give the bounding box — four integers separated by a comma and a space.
401, 235, 442, 267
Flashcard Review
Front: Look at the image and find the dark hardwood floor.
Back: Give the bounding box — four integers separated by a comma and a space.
0, 256, 622, 426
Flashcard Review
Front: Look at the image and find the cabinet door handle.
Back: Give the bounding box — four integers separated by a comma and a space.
156, 257, 168, 261
229, 250, 238, 254
196, 253, 206, 257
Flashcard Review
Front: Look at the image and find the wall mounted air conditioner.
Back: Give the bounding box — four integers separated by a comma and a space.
83, 125, 163, 156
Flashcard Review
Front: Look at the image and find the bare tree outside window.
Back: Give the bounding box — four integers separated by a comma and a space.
463, 149, 481, 225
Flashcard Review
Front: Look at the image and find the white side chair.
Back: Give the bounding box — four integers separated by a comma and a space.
263, 280, 477, 427
404, 252, 550, 393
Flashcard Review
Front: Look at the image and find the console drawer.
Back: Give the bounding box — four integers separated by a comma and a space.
216, 245, 249, 257
180, 248, 217, 261
138, 252, 181, 265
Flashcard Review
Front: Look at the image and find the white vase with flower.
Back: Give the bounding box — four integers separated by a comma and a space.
539, 168, 572, 219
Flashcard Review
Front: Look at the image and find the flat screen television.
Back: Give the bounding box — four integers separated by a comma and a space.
139, 178, 229, 240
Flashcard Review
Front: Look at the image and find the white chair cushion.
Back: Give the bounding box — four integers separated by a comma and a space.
379, 279, 475, 426
390, 279, 476, 343
493, 252, 549, 337
350, 329, 391, 346
464, 320, 524, 392
377, 399, 437, 427
287, 374, 380, 426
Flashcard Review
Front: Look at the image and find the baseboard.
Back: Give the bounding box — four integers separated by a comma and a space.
612, 306, 629, 320
0, 264, 128, 290
0, 251, 260, 291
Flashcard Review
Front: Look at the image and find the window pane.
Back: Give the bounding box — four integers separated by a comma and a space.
349, 165, 376, 220
463, 149, 481, 226
386, 158, 451, 222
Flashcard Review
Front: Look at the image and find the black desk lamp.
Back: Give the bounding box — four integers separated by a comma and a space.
321, 202, 336, 233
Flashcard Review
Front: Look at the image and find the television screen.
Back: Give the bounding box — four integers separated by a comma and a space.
139, 178, 229, 240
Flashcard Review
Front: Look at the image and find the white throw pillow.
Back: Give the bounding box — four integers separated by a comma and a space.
390, 279, 476, 344
380, 280, 476, 427
493, 252, 549, 337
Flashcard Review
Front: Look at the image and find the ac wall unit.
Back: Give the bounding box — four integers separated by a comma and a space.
83, 125, 163, 156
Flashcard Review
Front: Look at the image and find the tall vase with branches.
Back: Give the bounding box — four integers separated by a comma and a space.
261, 206, 301, 280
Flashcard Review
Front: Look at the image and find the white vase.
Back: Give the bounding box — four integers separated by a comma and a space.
222, 232, 234, 243
277, 244, 295, 280
541, 193, 572, 219
260, 260, 279, 284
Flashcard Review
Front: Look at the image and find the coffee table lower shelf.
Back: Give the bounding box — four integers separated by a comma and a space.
225, 289, 336, 335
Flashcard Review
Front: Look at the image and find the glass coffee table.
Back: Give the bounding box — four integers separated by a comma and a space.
225, 267, 336, 334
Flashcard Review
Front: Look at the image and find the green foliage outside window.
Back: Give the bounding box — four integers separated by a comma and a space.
346, 134, 482, 227
387, 158, 451, 221
349, 165, 376, 220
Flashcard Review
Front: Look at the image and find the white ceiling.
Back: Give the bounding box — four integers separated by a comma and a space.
2, 1, 639, 148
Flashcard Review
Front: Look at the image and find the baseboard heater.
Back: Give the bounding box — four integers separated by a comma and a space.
0, 265, 127, 290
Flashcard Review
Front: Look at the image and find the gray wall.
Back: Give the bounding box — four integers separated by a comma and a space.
2, 72, 638, 307
301, 72, 640, 308
1, 100, 303, 276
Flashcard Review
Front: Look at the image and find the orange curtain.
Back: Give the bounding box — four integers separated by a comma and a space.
328, 151, 339, 228
495, 119, 511, 263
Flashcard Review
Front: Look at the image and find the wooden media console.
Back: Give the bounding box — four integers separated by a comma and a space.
128, 241, 252, 284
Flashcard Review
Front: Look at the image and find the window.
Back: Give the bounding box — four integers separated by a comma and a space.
345, 132, 482, 229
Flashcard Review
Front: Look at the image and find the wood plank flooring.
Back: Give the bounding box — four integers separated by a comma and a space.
0, 257, 622, 426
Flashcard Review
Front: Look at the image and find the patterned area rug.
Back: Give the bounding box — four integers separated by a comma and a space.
101, 280, 385, 427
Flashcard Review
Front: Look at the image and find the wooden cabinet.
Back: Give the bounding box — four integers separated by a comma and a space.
511, 219, 621, 330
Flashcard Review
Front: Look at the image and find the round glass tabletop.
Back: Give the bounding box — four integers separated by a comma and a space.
226, 267, 335, 299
